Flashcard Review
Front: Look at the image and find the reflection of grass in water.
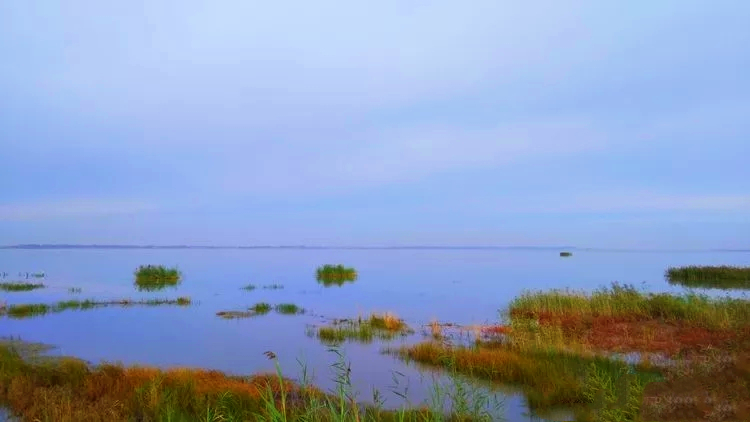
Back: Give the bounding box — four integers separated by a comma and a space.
666, 265, 750, 289
133, 265, 182, 292
0, 282, 46, 292
311, 312, 412, 345
316, 264, 357, 287
0, 297, 192, 319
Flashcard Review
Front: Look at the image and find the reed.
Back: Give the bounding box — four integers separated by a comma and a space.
316, 264, 358, 287
275, 303, 303, 315
666, 265, 750, 289
311, 313, 412, 345
241, 283, 257, 291
133, 265, 182, 292
0, 282, 45, 292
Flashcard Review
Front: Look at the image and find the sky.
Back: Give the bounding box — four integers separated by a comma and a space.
0, 1, 749, 248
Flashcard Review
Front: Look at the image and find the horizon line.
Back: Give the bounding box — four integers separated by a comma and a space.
1, 244, 748, 252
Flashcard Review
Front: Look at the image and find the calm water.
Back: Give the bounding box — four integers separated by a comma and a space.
1, 248, 747, 421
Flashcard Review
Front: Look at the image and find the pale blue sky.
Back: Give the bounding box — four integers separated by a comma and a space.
1, 1, 748, 248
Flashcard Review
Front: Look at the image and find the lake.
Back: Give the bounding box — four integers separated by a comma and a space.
1, 248, 747, 421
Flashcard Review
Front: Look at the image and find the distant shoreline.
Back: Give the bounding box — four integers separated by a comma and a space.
0, 244, 747, 252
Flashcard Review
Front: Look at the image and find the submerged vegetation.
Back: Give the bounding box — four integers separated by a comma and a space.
316, 264, 358, 287
312, 312, 412, 345
133, 265, 182, 292
0, 297, 192, 319
666, 265, 750, 289
0, 282, 46, 292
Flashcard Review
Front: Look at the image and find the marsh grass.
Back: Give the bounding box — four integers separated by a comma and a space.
134, 265, 182, 292
0, 340, 506, 421
508, 282, 750, 330
560, 252, 573, 257
242, 284, 257, 291
263, 284, 284, 290
275, 303, 303, 315
0, 282, 46, 292
68, 287, 82, 294
666, 265, 750, 289
311, 313, 413, 345
316, 264, 358, 287
0, 297, 191, 319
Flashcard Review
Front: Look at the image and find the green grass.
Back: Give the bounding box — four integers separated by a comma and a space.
250, 302, 272, 314
274, 303, 303, 315
560, 251, 573, 257
0, 340, 506, 421
0, 282, 46, 292
507, 281, 750, 330
0, 297, 192, 319
133, 265, 182, 292
316, 264, 358, 287
666, 265, 750, 289
311, 313, 413, 345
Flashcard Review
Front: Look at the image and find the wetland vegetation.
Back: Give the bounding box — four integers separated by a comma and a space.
311, 313, 413, 345
666, 265, 750, 289
133, 265, 182, 292
395, 282, 750, 421
0, 297, 192, 319
216, 302, 302, 319
559, 251, 573, 257
0, 282, 46, 292
316, 264, 358, 287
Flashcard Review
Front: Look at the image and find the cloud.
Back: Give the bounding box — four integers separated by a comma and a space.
0, 199, 157, 221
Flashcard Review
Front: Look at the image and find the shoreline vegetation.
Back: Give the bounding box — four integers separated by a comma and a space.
0, 282, 46, 292
666, 265, 750, 289
3, 278, 750, 420
396, 282, 750, 421
316, 264, 358, 287
0, 342, 504, 421
134, 265, 182, 292
0, 297, 191, 319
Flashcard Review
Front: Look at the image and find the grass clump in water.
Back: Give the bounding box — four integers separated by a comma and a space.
241, 283, 257, 291
560, 251, 573, 257
311, 312, 412, 345
263, 283, 284, 290
274, 303, 303, 315
666, 265, 750, 289
5, 304, 51, 318
133, 265, 182, 292
68, 287, 82, 294
0, 282, 46, 292
316, 264, 358, 287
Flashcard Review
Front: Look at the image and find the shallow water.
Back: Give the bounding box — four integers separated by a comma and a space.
0, 248, 747, 421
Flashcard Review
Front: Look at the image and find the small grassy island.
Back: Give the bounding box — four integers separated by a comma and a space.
0, 282, 46, 292
315, 264, 358, 287
133, 265, 182, 291
665, 265, 750, 289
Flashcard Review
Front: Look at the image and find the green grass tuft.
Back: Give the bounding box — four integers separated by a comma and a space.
0, 282, 46, 292
133, 265, 182, 292
316, 264, 358, 287
666, 265, 750, 289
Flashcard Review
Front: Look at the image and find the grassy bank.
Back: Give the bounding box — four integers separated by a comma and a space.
396, 283, 750, 421
0, 297, 191, 319
134, 265, 182, 291
0, 342, 503, 421
666, 265, 750, 289
0, 282, 45, 292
